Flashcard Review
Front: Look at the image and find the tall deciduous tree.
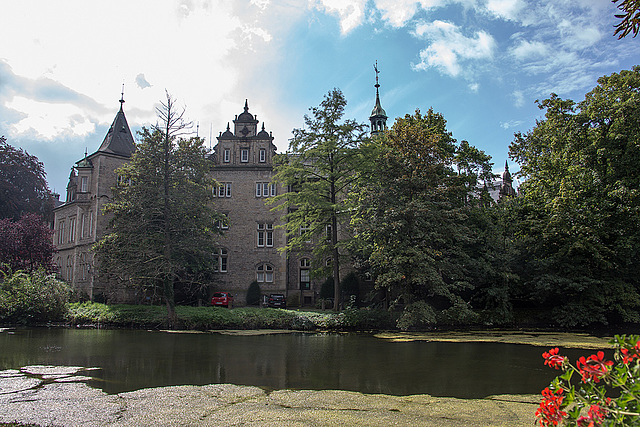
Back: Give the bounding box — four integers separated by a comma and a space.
350, 109, 495, 328
271, 89, 368, 311
94, 93, 222, 324
0, 213, 56, 274
509, 66, 640, 326
0, 137, 54, 222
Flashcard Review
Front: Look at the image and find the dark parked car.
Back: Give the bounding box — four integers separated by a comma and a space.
267, 294, 286, 309
211, 292, 234, 308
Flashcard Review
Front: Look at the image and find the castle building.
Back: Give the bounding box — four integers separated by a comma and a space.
53, 69, 390, 305
52, 97, 135, 300
208, 100, 289, 305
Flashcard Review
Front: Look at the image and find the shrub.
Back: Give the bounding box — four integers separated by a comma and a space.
0, 269, 70, 324
341, 272, 360, 306
320, 277, 334, 299
246, 281, 261, 306
396, 301, 436, 330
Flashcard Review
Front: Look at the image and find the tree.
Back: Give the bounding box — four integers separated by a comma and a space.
0, 136, 54, 222
93, 93, 222, 325
508, 66, 640, 326
271, 89, 368, 311
0, 213, 56, 274
350, 108, 496, 327
613, 0, 640, 39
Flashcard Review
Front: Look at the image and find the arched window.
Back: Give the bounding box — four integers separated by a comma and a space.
300, 258, 310, 290
66, 255, 73, 283
256, 263, 273, 283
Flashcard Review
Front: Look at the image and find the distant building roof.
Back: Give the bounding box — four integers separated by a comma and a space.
95, 104, 135, 157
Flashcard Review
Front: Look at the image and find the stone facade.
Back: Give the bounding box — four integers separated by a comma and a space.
209, 101, 287, 304
52, 101, 135, 301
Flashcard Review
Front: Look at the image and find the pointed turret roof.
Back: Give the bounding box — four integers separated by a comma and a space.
96, 97, 135, 157
370, 62, 387, 119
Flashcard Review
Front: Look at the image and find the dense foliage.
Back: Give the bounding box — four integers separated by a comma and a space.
271, 89, 368, 310
93, 94, 223, 324
0, 269, 69, 325
509, 66, 640, 327
350, 108, 497, 329
0, 137, 54, 222
0, 214, 56, 274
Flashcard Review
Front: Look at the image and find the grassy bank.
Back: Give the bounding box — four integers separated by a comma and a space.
66, 302, 397, 331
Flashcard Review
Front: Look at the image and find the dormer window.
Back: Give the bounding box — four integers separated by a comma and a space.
223, 149, 230, 163
241, 148, 249, 163
81, 176, 88, 193
259, 148, 266, 163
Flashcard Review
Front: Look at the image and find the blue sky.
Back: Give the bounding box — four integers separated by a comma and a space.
1, 0, 638, 195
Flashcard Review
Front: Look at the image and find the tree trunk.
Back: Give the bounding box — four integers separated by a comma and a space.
330, 179, 340, 311
164, 275, 176, 327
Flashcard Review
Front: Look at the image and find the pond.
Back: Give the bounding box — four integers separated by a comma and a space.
0, 328, 591, 398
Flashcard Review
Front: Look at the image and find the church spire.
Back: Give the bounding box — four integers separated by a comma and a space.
370, 61, 387, 136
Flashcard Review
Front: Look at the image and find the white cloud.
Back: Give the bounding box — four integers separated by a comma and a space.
512, 90, 525, 107
485, 0, 524, 20
469, 82, 480, 92
0, 0, 270, 141
413, 20, 496, 77
313, 0, 367, 34
510, 40, 548, 61
500, 120, 523, 129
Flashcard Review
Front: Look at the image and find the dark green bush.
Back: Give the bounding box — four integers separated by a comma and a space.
246, 281, 261, 306
320, 277, 334, 299
0, 269, 70, 324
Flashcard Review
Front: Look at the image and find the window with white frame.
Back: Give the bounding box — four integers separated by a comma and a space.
81, 176, 88, 192
80, 213, 86, 238
259, 148, 266, 163
300, 223, 311, 243
300, 258, 311, 290
223, 148, 230, 163
214, 248, 228, 273
68, 217, 76, 243
256, 182, 276, 198
241, 148, 249, 162
257, 223, 273, 247
325, 224, 332, 242
215, 182, 232, 197
88, 211, 93, 238
216, 214, 229, 230
256, 263, 273, 283
57, 220, 65, 245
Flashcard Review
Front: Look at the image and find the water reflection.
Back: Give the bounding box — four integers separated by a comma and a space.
0, 328, 589, 398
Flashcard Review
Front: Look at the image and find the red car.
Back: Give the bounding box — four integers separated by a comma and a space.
211, 292, 234, 308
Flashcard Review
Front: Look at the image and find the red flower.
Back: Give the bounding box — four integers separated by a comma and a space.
576, 351, 613, 383
536, 387, 567, 426
576, 404, 607, 427
621, 341, 640, 364
543, 348, 567, 370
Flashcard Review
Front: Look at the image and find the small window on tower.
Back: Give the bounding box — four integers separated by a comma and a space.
241, 149, 249, 163
259, 148, 266, 163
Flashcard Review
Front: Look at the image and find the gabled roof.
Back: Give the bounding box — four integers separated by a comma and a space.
96, 104, 135, 157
